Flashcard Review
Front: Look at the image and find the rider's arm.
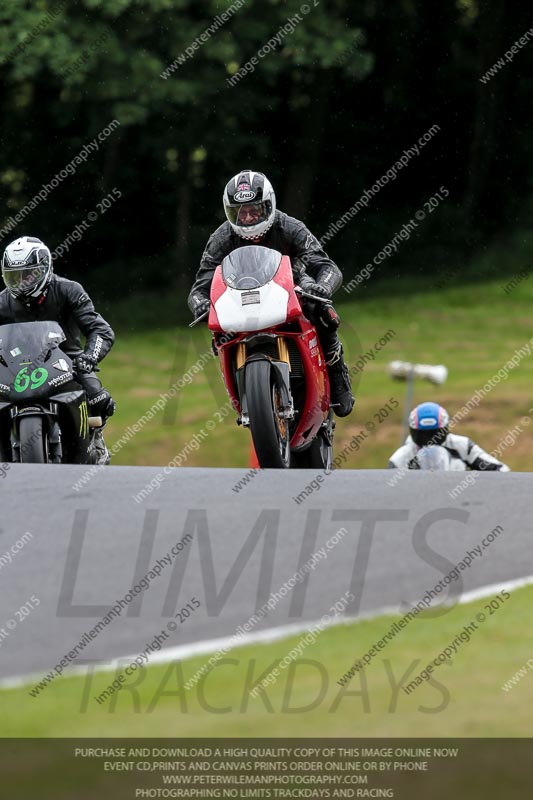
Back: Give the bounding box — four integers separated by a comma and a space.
462, 438, 510, 471
67, 282, 115, 364
188, 224, 234, 313
387, 444, 414, 469
289, 222, 343, 295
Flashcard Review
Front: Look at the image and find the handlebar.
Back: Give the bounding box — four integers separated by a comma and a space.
189, 311, 209, 328
294, 287, 331, 304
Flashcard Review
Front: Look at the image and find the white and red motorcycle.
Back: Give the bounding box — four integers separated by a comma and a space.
194, 245, 335, 469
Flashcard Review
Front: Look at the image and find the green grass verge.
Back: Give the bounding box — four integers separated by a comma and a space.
3, 584, 532, 737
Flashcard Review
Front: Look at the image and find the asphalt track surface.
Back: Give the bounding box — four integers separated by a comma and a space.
0, 465, 531, 683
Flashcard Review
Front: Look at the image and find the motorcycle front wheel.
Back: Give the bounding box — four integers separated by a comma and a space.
246, 360, 291, 469
18, 415, 48, 464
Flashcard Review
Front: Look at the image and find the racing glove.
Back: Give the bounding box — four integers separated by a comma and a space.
298, 274, 333, 300
73, 354, 97, 375
190, 294, 210, 319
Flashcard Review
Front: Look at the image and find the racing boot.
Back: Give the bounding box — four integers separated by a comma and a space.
91, 428, 110, 465
88, 393, 115, 466
325, 342, 355, 418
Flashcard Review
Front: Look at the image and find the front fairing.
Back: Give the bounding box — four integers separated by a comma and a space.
415, 445, 466, 471
211, 246, 297, 333
0, 321, 75, 403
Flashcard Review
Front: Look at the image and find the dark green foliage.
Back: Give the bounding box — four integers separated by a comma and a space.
0, 0, 531, 308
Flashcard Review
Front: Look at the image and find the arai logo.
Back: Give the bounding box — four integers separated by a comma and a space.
420, 417, 438, 427
234, 189, 256, 202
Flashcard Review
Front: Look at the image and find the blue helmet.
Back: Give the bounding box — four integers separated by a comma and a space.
408, 402, 449, 447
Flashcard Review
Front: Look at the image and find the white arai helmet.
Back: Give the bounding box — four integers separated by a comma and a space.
223, 170, 276, 240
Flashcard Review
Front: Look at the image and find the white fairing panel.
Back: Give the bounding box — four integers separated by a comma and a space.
214, 282, 290, 332
416, 445, 466, 471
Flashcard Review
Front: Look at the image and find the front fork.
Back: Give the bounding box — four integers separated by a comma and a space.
235, 336, 294, 427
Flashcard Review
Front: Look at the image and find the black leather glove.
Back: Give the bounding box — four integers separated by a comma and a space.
73, 354, 97, 375
191, 294, 210, 319
298, 275, 332, 300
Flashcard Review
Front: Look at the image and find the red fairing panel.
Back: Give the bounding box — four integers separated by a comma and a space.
274, 255, 302, 320
219, 341, 241, 414
289, 325, 330, 448
208, 265, 226, 332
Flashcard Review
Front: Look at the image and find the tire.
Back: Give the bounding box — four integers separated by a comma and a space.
292, 437, 328, 469
0, 429, 11, 463
18, 416, 48, 464
291, 410, 334, 469
246, 360, 291, 468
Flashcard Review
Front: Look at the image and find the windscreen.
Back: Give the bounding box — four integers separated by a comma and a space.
415, 445, 452, 471
0, 321, 65, 365
222, 246, 281, 290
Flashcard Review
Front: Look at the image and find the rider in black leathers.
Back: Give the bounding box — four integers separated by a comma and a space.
0, 236, 115, 463
188, 170, 355, 417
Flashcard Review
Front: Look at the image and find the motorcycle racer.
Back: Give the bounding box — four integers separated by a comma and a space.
388, 401, 510, 470
188, 170, 355, 417
0, 236, 115, 464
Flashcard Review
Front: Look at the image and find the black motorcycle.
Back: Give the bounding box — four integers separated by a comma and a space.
0, 321, 101, 464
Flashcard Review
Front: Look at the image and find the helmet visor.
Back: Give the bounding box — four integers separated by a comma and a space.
2, 264, 48, 298
410, 426, 448, 447
225, 200, 273, 228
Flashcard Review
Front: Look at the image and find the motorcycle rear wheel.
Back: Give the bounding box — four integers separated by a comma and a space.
291, 411, 334, 470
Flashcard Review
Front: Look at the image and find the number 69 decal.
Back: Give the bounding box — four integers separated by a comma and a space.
14, 367, 49, 393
